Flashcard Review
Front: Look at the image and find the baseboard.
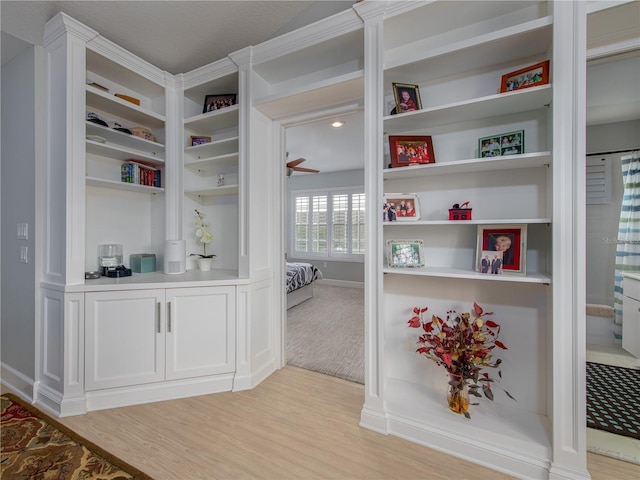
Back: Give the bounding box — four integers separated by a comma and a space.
359, 406, 388, 434
316, 279, 364, 288
386, 415, 552, 480
84, 375, 235, 412
35, 383, 88, 417
233, 359, 276, 391
1, 362, 35, 401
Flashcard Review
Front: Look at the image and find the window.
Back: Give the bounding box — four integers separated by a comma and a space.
292, 188, 365, 261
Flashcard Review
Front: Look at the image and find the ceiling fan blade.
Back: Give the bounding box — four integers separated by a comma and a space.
286, 158, 306, 168
292, 167, 320, 173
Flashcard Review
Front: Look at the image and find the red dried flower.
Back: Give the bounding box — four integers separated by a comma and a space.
407, 303, 515, 416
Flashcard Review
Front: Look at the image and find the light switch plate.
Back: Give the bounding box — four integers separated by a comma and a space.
20, 246, 28, 263
17, 223, 28, 240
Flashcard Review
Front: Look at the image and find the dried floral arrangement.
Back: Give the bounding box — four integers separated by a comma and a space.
408, 302, 515, 418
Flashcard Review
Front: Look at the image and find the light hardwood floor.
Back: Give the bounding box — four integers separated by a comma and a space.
4, 366, 639, 479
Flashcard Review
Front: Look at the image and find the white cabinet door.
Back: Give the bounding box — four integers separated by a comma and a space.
165, 286, 236, 380
85, 289, 165, 390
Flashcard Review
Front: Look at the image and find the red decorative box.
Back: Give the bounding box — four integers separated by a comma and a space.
448, 208, 472, 220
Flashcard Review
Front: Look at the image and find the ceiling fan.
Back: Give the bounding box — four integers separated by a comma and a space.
286, 157, 320, 177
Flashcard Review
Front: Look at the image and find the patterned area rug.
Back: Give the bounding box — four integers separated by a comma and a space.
586, 362, 640, 440
1, 393, 152, 479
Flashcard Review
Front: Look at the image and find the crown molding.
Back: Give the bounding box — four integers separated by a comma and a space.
251, 7, 362, 67
43, 12, 98, 47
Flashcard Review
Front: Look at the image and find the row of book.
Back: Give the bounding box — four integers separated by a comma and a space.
121, 161, 161, 188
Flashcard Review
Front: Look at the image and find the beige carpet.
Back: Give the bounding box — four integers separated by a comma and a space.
286, 284, 364, 384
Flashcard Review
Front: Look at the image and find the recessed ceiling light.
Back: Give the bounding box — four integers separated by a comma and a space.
331, 120, 345, 128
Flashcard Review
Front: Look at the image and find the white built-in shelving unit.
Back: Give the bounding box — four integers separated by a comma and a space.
33, 2, 601, 478
181, 65, 241, 272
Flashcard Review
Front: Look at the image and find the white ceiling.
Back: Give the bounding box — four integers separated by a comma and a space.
1, 1, 356, 74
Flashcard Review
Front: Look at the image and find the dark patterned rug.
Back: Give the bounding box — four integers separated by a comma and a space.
586, 362, 640, 440
1, 393, 152, 479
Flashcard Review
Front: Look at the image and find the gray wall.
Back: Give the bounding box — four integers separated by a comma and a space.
586, 119, 640, 305
286, 169, 364, 284
1, 45, 42, 383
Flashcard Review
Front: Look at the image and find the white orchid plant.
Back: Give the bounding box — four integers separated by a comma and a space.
191, 209, 215, 259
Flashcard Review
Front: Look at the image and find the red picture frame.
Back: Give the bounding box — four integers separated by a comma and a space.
476, 224, 527, 274
500, 60, 550, 93
389, 135, 435, 168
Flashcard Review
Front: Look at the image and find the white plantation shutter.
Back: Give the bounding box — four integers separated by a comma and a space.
586, 155, 612, 205
351, 193, 365, 254
292, 188, 365, 259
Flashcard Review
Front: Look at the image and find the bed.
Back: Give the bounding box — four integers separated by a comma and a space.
286, 262, 323, 309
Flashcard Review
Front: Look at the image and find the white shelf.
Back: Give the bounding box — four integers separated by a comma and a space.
383, 85, 552, 134
184, 184, 239, 197
86, 122, 165, 157
86, 140, 165, 167
384, 17, 553, 88
384, 377, 551, 461
86, 176, 164, 194
383, 218, 551, 226
383, 151, 551, 179
86, 49, 165, 99
184, 105, 239, 135
185, 136, 238, 157
86, 86, 165, 129
383, 266, 551, 285
253, 70, 364, 120
184, 153, 239, 175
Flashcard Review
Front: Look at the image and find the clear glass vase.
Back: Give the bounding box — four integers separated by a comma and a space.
447, 375, 470, 415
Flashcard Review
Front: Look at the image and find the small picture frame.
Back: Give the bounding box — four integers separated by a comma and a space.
389, 135, 435, 168
387, 239, 425, 268
392, 83, 422, 113
477, 250, 504, 275
190, 136, 211, 146
383, 193, 421, 222
500, 60, 550, 93
203, 94, 237, 113
476, 224, 527, 274
478, 130, 524, 158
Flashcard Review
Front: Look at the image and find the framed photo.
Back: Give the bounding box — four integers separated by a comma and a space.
190, 136, 211, 146
203, 93, 237, 113
392, 83, 422, 113
386, 239, 425, 268
478, 130, 524, 158
500, 60, 550, 93
383, 193, 420, 222
476, 224, 527, 274
389, 135, 435, 168
477, 250, 504, 275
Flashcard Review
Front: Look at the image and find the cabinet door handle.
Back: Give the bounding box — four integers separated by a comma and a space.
157, 302, 161, 333
167, 302, 172, 332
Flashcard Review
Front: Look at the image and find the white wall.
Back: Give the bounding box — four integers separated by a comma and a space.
1, 45, 40, 382
586, 119, 640, 305
286, 169, 364, 283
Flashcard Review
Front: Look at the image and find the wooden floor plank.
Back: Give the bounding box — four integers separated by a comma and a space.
5, 367, 640, 479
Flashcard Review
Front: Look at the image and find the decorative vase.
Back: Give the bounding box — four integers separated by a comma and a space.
447, 375, 469, 415
198, 257, 213, 271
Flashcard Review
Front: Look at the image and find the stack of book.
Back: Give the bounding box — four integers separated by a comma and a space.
121, 160, 161, 187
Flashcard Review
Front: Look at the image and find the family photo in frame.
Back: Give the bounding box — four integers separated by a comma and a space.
203, 93, 237, 113
476, 224, 527, 274
392, 83, 422, 114
478, 130, 523, 158
190, 135, 211, 146
389, 135, 435, 168
500, 60, 549, 93
386, 239, 425, 268
383, 193, 421, 222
